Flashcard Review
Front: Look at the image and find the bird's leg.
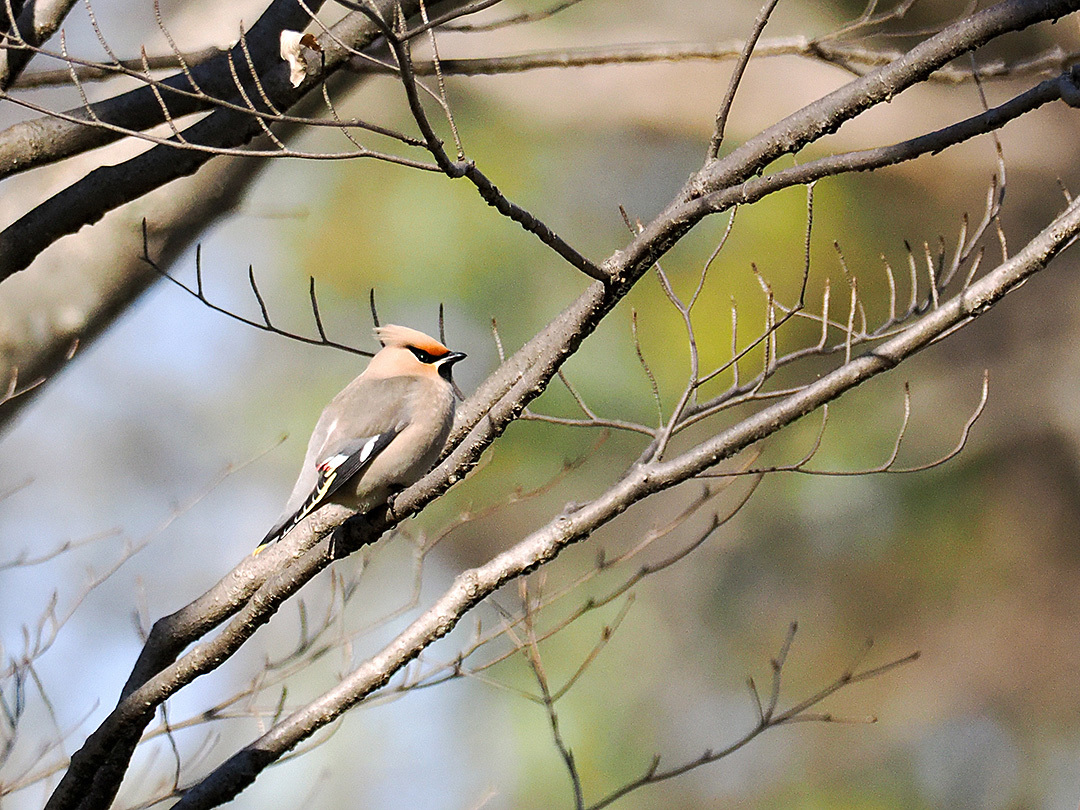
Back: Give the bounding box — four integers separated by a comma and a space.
384, 484, 407, 523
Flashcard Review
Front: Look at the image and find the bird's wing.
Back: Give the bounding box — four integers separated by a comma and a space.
255, 426, 402, 552
256, 376, 423, 552
313, 429, 402, 503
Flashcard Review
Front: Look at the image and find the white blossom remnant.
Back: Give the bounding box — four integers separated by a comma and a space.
280, 29, 308, 88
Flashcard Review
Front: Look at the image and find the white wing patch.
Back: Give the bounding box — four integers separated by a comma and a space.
360, 435, 378, 462
318, 436, 378, 474
256, 429, 400, 551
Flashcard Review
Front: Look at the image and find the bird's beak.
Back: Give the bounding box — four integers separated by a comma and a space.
441, 351, 467, 367
437, 351, 467, 394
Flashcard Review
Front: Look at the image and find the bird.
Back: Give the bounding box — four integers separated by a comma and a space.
256, 324, 466, 552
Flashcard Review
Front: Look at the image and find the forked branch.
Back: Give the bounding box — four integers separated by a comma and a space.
167, 193, 1080, 809
586, 625, 919, 810
141, 222, 374, 357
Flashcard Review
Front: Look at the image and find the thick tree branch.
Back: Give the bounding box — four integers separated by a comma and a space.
0, 0, 484, 284
0, 0, 316, 179
42, 503, 353, 810
689, 0, 1080, 201
691, 68, 1076, 216
40, 1, 1080, 806
175, 190, 1080, 809
0, 0, 79, 89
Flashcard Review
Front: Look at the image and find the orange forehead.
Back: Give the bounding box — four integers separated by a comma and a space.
374, 324, 449, 356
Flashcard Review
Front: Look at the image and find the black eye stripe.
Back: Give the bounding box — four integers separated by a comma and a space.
408, 346, 441, 364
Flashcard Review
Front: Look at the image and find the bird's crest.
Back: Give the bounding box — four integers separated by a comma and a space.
375, 324, 449, 356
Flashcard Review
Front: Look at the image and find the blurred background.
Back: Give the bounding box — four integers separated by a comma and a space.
1, 0, 1080, 807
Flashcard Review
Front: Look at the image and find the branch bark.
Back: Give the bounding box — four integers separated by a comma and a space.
34, 0, 1080, 806
0, 0, 80, 89
175, 192, 1080, 807
0, 0, 317, 178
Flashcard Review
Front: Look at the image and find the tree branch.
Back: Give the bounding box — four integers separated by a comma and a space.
38, 1, 1080, 805
0, 0, 318, 179
0, 0, 79, 89
171, 189, 1080, 808
0, 0, 477, 283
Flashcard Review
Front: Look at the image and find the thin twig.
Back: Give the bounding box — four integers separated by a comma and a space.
708, 0, 782, 159
141, 221, 374, 357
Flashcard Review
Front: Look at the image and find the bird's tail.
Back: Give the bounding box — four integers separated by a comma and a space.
252, 493, 321, 555
253, 429, 399, 555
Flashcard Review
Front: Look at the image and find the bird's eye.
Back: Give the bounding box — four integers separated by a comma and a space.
408, 346, 437, 364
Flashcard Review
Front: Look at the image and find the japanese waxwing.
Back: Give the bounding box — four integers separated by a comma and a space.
256, 324, 466, 551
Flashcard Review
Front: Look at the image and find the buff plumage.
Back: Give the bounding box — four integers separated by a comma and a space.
257, 325, 465, 551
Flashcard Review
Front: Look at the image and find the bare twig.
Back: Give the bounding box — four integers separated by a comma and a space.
586, 626, 919, 810
708, 0, 782, 159
340, 0, 606, 282
141, 222, 374, 358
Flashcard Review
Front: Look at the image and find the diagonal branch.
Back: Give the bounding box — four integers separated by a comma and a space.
0, 0, 319, 180
693, 68, 1073, 218
168, 191, 1080, 809
708, 0, 781, 158
0, 0, 79, 89
342, 0, 606, 281
688, 0, 1080, 201
41, 3, 1080, 806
